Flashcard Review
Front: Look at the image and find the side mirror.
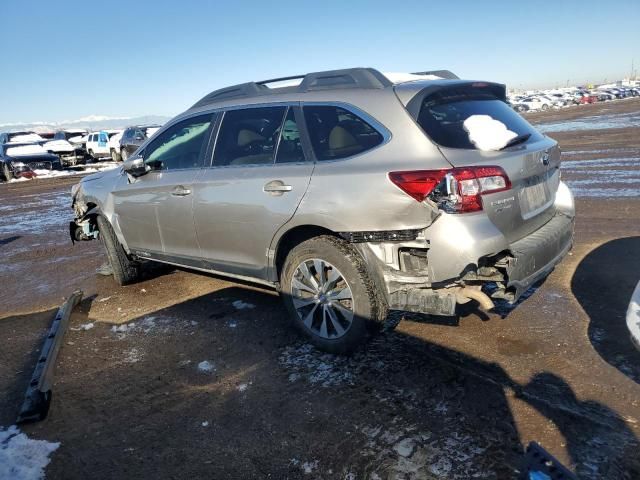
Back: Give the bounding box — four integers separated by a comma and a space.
135, 134, 144, 141
123, 155, 148, 177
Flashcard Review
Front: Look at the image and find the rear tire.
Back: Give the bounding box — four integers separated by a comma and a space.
96, 216, 140, 286
111, 149, 121, 162
280, 235, 386, 354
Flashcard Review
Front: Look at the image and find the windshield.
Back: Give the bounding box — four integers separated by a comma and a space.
416, 92, 543, 150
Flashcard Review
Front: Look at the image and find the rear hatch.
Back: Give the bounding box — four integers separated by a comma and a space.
407, 82, 561, 243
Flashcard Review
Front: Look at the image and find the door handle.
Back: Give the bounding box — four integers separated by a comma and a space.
264, 180, 292, 193
171, 186, 192, 197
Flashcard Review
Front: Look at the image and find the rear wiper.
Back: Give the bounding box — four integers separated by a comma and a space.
500, 133, 531, 150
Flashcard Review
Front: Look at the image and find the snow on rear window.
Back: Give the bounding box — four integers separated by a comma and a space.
463, 115, 517, 151
416, 89, 541, 150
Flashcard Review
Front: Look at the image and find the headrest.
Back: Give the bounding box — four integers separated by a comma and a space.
237, 129, 264, 147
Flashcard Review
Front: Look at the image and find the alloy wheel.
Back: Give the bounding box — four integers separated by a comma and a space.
290, 258, 354, 339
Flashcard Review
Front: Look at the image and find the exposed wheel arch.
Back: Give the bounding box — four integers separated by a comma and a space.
274, 225, 338, 280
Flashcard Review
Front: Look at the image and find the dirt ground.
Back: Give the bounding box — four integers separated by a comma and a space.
1, 99, 640, 479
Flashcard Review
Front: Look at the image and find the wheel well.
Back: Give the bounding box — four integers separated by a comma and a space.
274, 225, 338, 279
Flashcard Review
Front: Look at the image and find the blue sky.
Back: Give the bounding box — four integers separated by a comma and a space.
1, 0, 638, 124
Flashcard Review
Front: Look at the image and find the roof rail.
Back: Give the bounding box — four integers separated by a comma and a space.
191, 68, 393, 109
411, 70, 459, 80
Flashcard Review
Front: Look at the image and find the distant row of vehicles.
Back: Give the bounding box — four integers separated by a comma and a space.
0, 124, 161, 181
508, 86, 640, 112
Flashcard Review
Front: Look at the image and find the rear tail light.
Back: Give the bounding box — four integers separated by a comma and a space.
388, 166, 511, 213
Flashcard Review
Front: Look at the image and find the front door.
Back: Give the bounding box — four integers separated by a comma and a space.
193, 106, 314, 280
112, 113, 215, 261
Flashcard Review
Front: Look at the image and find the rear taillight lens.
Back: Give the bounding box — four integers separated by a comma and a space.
389, 166, 511, 213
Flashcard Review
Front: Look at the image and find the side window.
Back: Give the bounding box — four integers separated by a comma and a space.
213, 106, 286, 166
143, 114, 212, 171
303, 105, 383, 161
275, 108, 305, 163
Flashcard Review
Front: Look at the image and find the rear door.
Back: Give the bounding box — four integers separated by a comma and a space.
192, 105, 314, 280
412, 83, 561, 243
111, 113, 215, 259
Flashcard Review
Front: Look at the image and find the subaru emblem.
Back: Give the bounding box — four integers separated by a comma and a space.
541, 152, 550, 166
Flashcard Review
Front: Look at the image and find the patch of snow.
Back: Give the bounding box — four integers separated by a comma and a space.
0, 425, 59, 480
43, 140, 75, 153
232, 300, 255, 310
5, 145, 48, 156
462, 115, 517, 151
98, 296, 112, 302
393, 437, 416, 457
197, 360, 215, 373
7, 134, 44, 143
383, 72, 443, 84
70, 322, 94, 331
280, 344, 357, 387
123, 347, 142, 363
300, 460, 318, 474
536, 111, 640, 132
201, 421, 209, 427
561, 157, 640, 169
237, 383, 249, 392
111, 324, 131, 334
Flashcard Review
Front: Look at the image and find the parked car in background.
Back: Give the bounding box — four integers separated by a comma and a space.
119, 125, 161, 160
70, 67, 575, 353
0, 131, 47, 145
109, 131, 124, 161
516, 97, 547, 111
508, 101, 529, 113
0, 142, 61, 181
580, 93, 598, 104
86, 130, 122, 159
54, 129, 88, 145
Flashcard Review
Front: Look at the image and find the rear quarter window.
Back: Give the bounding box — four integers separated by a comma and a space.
416, 87, 542, 150
303, 105, 384, 161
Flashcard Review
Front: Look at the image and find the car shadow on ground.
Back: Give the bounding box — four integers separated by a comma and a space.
4, 286, 639, 479
571, 236, 640, 384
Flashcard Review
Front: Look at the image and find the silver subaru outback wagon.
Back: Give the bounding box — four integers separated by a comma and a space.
70, 68, 575, 353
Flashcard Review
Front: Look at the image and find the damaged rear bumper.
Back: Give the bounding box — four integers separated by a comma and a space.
503, 211, 574, 299
356, 193, 574, 316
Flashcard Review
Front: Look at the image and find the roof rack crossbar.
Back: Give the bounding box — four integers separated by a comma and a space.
191, 68, 393, 110
256, 74, 306, 85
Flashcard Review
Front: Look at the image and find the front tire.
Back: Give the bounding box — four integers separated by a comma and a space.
2, 163, 13, 182
111, 149, 121, 162
121, 148, 129, 161
96, 216, 140, 286
280, 236, 385, 354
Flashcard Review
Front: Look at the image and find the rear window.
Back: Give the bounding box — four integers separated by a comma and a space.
303, 106, 384, 161
416, 88, 542, 150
